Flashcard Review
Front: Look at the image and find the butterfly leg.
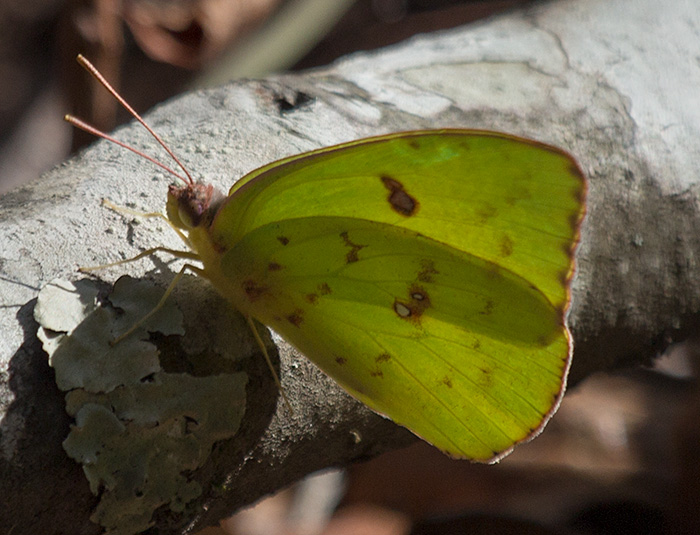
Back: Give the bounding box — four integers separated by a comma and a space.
111, 262, 204, 345
101, 198, 192, 247
245, 315, 293, 415
80, 198, 201, 271
79, 246, 200, 272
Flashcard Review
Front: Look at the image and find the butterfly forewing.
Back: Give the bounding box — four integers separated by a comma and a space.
214, 130, 584, 311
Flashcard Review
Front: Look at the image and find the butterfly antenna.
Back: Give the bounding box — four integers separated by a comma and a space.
64, 115, 189, 184
67, 54, 195, 186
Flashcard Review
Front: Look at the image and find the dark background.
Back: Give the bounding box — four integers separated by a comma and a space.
0, 0, 528, 193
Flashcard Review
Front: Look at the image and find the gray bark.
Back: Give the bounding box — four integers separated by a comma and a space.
2, 0, 699, 533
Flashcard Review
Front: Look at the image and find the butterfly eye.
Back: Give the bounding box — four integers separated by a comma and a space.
178, 205, 197, 229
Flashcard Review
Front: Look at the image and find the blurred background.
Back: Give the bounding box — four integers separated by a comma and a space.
0, 0, 528, 194
3, 1, 700, 534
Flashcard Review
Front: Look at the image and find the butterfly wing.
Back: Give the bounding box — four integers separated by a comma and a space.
213, 130, 585, 312
199, 130, 585, 460
218, 215, 569, 460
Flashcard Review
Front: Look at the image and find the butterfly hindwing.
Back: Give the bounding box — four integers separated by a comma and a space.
220, 216, 569, 460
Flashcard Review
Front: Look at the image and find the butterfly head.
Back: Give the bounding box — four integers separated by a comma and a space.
167, 182, 226, 230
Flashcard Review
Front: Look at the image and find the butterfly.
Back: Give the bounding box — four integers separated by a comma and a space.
68, 55, 586, 462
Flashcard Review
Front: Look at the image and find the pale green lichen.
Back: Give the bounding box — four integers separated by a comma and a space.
35, 276, 248, 535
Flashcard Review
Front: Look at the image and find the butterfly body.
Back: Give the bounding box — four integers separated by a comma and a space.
168, 129, 585, 461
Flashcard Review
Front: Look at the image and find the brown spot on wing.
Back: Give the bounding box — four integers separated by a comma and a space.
568, 212, 583, 233
335, 356, 347, 365
535, 334, 550, 347
380, 175, 419, 216
268, 262, 283, 271
572, 178, 587, 205
305, 293, 318, 304
287, 309, 304, 327
476, 203, 498, 224
340, 232, 366, 263
243, 280, 268, 300
485, 262, 502, 280
277, 236, 290, 245
478, 367, 494, 388
505, 185, 532, 206
499, 235, 514, 257
441, 376, 453, 388
371, 353, 392, 378
569, 161, 584, 179
211, 240, 227, 254
393, 284, 431, 324
418, 259, 439, 283
556, 270, 567, 289
318, 283, 332, 295
480, 299, 495, 316
561, 238, 577, 257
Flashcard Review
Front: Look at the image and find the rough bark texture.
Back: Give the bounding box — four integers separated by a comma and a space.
1, 0, 699, 533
